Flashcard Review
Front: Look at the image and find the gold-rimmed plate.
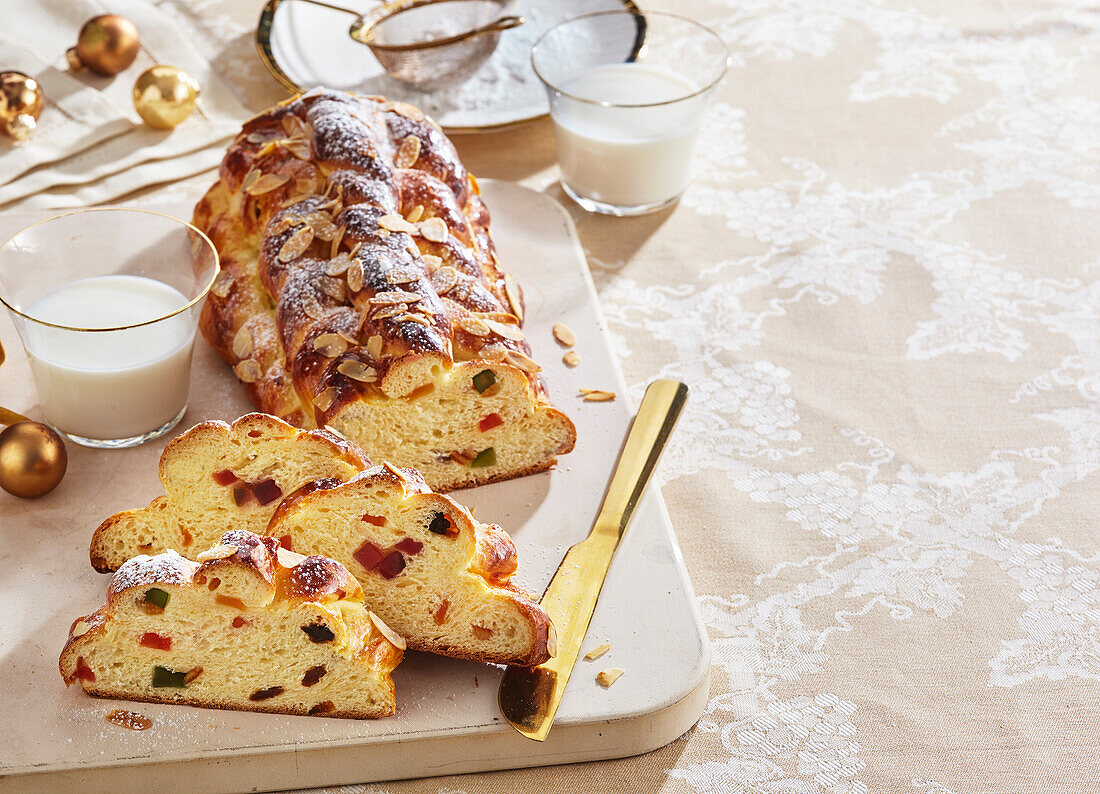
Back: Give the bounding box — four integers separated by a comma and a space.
256, 0, 641, 133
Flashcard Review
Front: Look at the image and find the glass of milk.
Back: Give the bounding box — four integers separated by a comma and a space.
532, 10, 730, 216
0, 209, 219, 448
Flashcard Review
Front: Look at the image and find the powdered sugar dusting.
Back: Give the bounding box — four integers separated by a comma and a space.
109, 551, 200, 597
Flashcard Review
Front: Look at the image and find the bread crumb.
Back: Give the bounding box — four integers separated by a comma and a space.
584, 642, 611, 661
596, 668, 624, 688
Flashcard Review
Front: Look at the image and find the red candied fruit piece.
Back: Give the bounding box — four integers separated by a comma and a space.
353, 541, 384, 572
479, 413, 504, 432
395, 538, 423, 555
252, 479, 283, 506
278, 535, 294, 551
232, 616, 247, 628
213, 469, 238, 486
73, 657, 95, 682
139, 632, 171, 651
361, 514, 386, 527
376, 550, 407, 580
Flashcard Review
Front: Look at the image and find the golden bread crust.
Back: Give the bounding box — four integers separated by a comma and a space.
192, 89, 575, 491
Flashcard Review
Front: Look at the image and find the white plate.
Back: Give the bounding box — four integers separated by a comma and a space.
259, 0, 638, 131
0, 181, 708, 793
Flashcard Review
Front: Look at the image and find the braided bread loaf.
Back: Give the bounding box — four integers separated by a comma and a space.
62, 530, 403, 719
193, 89, 575, 491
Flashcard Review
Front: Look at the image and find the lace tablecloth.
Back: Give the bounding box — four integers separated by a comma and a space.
111, 0, 1100, 790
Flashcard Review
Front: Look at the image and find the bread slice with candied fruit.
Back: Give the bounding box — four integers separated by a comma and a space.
270, 464, 553, 667
90, 413, 370, 572
61, 530, 403, 719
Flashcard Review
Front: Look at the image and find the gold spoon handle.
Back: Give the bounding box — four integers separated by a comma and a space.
498, 379, 688, 741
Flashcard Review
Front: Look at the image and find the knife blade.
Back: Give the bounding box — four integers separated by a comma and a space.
498, 379, 688, 740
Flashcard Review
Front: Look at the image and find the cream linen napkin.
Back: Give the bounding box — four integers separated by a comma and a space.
0, 0, 252, 209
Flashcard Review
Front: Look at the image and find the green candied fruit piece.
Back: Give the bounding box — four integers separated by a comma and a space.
152, 666, 187, 688
470, 447, 496, 468
144, 588, 170, 609
472, 369, 496, 394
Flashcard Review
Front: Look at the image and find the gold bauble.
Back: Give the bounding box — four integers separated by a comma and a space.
0, 71, 44, 143
132, 65, 200, 130
66, 14, 141, 76
0, 422, 67, 499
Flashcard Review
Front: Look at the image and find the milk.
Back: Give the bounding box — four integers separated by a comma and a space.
551, 63, 702, 209
22, 275, 195, 440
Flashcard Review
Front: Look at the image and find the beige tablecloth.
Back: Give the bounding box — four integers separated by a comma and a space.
20, 0, 1100, 790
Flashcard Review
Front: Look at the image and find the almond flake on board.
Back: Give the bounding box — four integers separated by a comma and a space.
584, 642, 611, 661
553, 323, 576, 347
579, 388, 615, 402
563, 351, 580, 368
596, 668, 624, 688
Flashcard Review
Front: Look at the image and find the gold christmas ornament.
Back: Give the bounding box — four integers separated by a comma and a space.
132, 65, 200, 129
66, 14, 141, 76
0, 71, 44, 143
0, 421, 67, 499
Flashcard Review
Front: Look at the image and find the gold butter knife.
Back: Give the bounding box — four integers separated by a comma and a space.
498, 379, 688, 741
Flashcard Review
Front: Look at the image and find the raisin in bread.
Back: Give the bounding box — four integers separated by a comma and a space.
90, 413, 369, 573
61, 531, 404, 719
192, 88, 575, 492
271, 466, 553, 667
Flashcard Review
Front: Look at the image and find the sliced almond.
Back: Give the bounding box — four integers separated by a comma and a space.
302, 294, 324, 320
313, 333, 348, 358
370, 612, 407, 650
241, 168, 261, 192
283, 138, 311, 160
278, 225, 315, 262
71, 619, 92, 638
305, 211, 338, 241
330, 225, 346, 259
337, 360, 377, 382
232, 326, 254, 359
372, 303, 408, 320
313, 386, 338, 412
406, 240, 421, 258
419, 217, 447, 243
371, 290, 421, 305
337, 330, 358, 346
396, 312, 431, 327
245, 173, 290, 196
282, 114, 308, 139
276, 546, 306, 568
245, 131, 269, 144
584, 642, 611, 661
457, 316, 490, 336
580, 388, 616, 402
504, 349, 542, 373
503, 273, 524, 322
234, 359, 262, 383
269, 214, 301, 236
197, 544, 237, 562
378, 214, 418, 234
386, 267, 420, 285
563, 350, 581, 368
431, 266, 459, 294
210, 271, 235, 299
422, 254, 443, 272
346, 261, 364, 293
315, 275, 345, 301
366, 334, 383, 361
325, 252, 352, 276
596, 668, 625, 688
484, 319, 525, 342
395, 135, 421, 169
405, 204, 425, 223
391, 102, 425, 122
553, 323, 576, 347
